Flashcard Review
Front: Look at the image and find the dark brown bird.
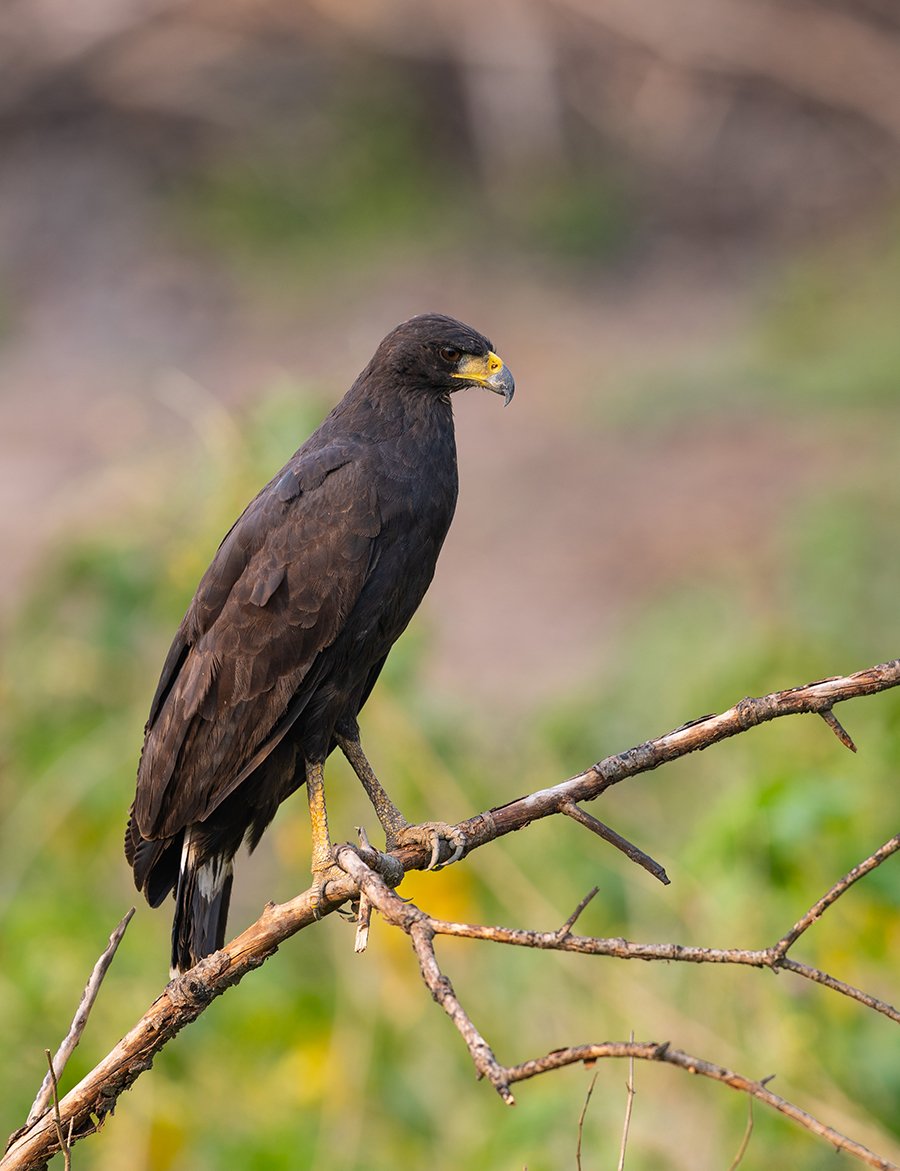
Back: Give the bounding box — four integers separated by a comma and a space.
125, 314, 514, 973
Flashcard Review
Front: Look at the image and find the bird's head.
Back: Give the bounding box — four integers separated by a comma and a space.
372, 313, 515, 406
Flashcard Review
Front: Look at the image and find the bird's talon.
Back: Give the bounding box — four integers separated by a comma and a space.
447, 838, 466, 866
373, 850, 404, 888
393, 821, 466, 870
309, 858, 344, 918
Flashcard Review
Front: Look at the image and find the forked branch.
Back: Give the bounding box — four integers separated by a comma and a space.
4, 660, 900, 1171
331, 845, 899, 1170
421, 833, 900, 1024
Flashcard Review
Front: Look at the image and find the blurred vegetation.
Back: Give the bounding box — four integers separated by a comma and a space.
591, 210, 900, 447
173, 83, 461, 275
2, 277, 899, 1168
754, 216, 900, 409
170, 77, 635, 285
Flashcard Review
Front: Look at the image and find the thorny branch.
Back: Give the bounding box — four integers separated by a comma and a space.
4, 659, 900, 1171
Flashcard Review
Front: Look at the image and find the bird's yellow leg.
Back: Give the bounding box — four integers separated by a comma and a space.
336, 733, 466, 870
305, 759, 343, 911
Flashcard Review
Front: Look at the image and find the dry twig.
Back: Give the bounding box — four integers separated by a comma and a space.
43, 1052, 71, 1171
616, 1035, 635, 1171
576, 1068, 598, 1171
561, 802, 669, 884
23, 908, 134, 1129
726, 1095, 755, 1171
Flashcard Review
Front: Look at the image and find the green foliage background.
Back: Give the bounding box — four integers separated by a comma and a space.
2, 164, 900, 1168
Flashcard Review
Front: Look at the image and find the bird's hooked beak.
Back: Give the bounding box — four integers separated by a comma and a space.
451, 351, 515, 405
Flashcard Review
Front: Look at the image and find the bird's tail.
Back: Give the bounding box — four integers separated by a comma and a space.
171, 827, 234, 977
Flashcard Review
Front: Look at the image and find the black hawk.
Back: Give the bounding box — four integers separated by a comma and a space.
125, 313, 514, 973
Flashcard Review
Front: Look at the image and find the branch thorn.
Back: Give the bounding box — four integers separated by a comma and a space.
556, 887, 600, 940
562, 803, 670, 885
819, 708, 857, 753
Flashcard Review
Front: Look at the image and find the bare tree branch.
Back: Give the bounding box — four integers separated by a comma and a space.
502, 1043, 899, 1171
334, 848, 899, 1170
772, 835, 900, 957
465, 660, 900, 853
4, 660, 900, 1170
422, 833, 900, 1024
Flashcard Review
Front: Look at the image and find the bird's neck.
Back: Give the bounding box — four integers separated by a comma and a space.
337, 378, 456, 447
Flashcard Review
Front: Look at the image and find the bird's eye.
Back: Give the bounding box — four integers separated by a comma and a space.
439, 347, 461, 364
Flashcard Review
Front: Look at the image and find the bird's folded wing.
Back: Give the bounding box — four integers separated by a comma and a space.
134, 450, 380, 838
